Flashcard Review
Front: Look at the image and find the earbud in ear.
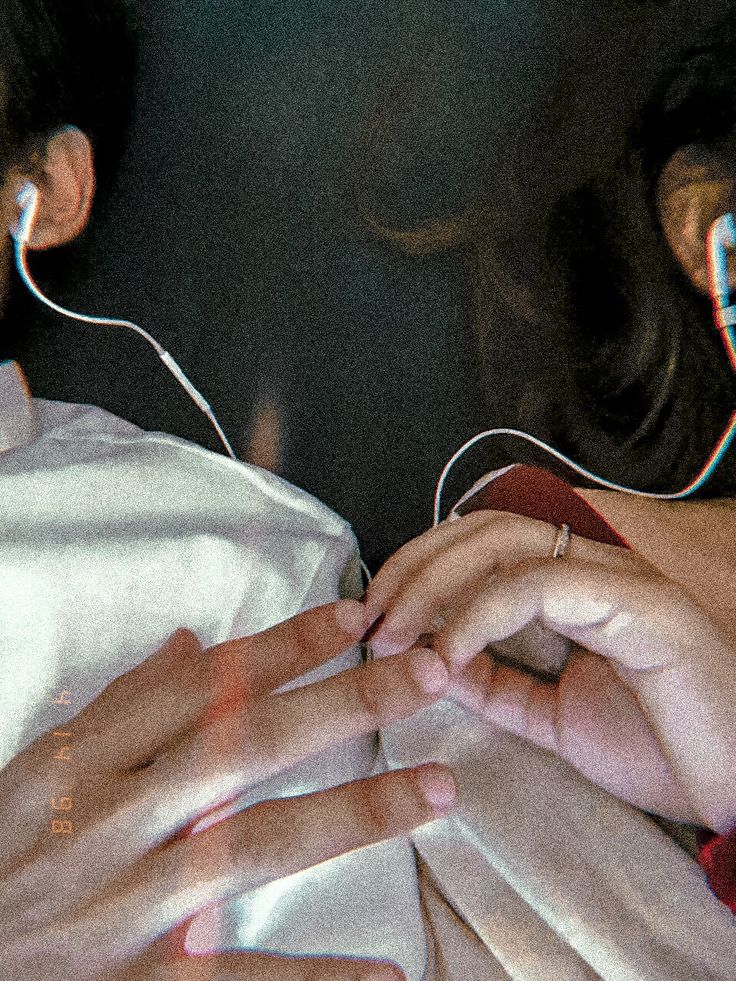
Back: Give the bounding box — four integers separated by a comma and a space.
708, 213, 736, 307
10, 181, 40, 246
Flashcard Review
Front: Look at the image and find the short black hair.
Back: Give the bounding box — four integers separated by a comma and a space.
0, 0, 138, 200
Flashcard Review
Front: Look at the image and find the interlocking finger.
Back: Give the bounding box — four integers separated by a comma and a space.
47, 765, 456, 966
34, 646, 450, 908
365, 512, 631, 657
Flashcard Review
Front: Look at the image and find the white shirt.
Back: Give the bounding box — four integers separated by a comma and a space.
2, 362, 735, 980
0, 362, 428, 976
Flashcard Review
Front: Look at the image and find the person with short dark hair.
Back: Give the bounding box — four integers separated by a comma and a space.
0, 4, 457, 978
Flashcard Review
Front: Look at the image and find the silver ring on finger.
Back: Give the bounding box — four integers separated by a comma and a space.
551, 523, 571, 560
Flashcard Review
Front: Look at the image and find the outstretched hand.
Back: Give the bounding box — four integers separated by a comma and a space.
365, 510, 736, 833
0, 601, 456, 981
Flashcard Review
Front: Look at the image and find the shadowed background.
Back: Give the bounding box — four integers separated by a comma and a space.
8, 0, 729, 568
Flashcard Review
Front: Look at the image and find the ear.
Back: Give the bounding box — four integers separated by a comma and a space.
13, 127, 96, 251
657, 144, 736, 297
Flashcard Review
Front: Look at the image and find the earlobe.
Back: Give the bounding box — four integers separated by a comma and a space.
657, 145, 736, 297
16, 127, 96, 251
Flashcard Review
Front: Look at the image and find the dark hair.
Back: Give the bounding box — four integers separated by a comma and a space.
348, 10, 736, 497
0, 1, 137, 364
543, 22, 736, 495
0, 0, 137, 201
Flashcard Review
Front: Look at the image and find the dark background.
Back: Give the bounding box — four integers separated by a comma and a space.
11, 0, 728, 569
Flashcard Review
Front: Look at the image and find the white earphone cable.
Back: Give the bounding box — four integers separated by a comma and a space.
14, 237, 237, 461
432, 214, 736, 525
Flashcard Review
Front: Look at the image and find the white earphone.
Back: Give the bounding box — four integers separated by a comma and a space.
433, 209, 736, 523
709, 212, 736, 331
8, 181, 238, 460
8, 179, 736, 526
11, 181, 41, 248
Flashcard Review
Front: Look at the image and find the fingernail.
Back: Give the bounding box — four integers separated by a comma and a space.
334, 600, 370, 636
418, 766, 457, 813
361, 612, 385, 643
409, 649, 449, 694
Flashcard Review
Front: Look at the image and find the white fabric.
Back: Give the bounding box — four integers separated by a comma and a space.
0, 390, 428, 978
2, 380, 735, 979
0, 360, 37, 453
387, 700, 736, 980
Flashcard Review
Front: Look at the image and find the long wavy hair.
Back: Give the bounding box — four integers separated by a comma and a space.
346, 9, 736, 496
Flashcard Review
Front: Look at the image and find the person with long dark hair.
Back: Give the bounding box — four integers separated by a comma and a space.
362, 4, 736, 923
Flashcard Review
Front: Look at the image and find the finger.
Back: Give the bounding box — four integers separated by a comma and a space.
431, 557, 736, 826
46, 647, 451, 898
155, 647, 451, 823
0, 603, 377, 906
64, 765, 457, 963
447, 647, 700, 823
0, 627, 207, 868
428, 555, 681, 671
446, 646, 560, 752
364, 512, 513, 629
37, 602, 373, 783
206, 599, 374, 699
366, 513, 629, 658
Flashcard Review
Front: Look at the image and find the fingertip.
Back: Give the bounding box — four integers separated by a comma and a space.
361, 610, 385, 642
368, 626, 419, 659
417, 763, 458, 814
334, 599, 373, 637
432, 632, 478, 678
409, 648, 450, 695
167, 627, 204, 659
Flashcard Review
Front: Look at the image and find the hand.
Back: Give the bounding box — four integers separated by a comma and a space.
0, 601, 456, 981
365, 511, 736, 832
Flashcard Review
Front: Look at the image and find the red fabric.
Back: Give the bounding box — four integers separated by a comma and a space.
698, 829, 736, 916
456, 464, 735, 917
454, 464, 631, 547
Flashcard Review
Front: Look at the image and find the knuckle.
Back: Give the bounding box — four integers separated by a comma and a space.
169, 627, 204, 657
410, 553, 442, 595
289, 609, 320, 657
303, 960, 341, 981
235, 801, 291, 874
352, 778, 399, 839
459, 509, 498, 531
370, 553, 405, 593
240, 710, 282, 768
383, 538, 416, 568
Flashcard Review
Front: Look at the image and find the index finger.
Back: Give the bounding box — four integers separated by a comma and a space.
23, 601, 375, 789
207, 599, 376, 704
432, 555, 718, 672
